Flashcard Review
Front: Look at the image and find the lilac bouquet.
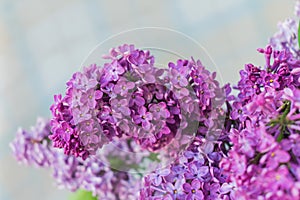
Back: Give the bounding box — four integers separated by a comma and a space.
10, 1, 300, 200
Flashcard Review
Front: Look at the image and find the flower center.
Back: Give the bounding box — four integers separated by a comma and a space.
173, 189, 177, 194
271, 152, 275, 157
191, 189, 196, 193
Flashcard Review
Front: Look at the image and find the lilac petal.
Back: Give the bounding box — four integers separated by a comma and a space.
118, 120, 130, 133
153, 176, 162, 186
160, 168, 171, 176
126, 82, 135, 89
179, 78, 188, 87
138, 106, 147, 115
170, 107, 180, 115
81, 135, 89, 146
220, 183, 234, 194
90, 135, 99, 144
230, 111, 238, 120
180, 88, 189, 96
184, 151, 195, 159
292, 144, 300, 156
135, 96, 145, 106
63, 131, 70, 142
94, 90, 103, 99
191, 179, 200, 189
165, 182, 174, 193
88, 79, 98, 88
195, 191, 204, 200
120, 107, 131, 116
144, 74, 156, 83
133, 115, 142, 124
198, 166, 209, 176
114, 84, 122, 94
142, 121, 151, 130
276, 150, 290, 163
267, 157, 277, 169
183, 183, 192, 192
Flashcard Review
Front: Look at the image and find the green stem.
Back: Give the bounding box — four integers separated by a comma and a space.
69, 190, 97, 200
249, 152, 266, 165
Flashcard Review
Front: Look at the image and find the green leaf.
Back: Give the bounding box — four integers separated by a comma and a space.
298, 20, 300, 48
69, 190, 97, 200
148, 153, 160, 162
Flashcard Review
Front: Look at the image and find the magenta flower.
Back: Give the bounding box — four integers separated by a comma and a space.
164, 180, 185, 199
100, 106, 121, 123
183, 179, 204, 200
154, 121, 171, 138
127, 49, 153, 66
168, 59, 189, 73
58, 122, 73, 142
133, 106, 153, 130
72, 106, 92, 125
184, 163, 209, 181
103, 60, 125, 81
203, 183, 220, 200
196, 82, 214, 107
262, 165, 293, 192
113, 79, 135, 96
230, 101, 247, 121
149, 102, 170, 119
80, 89, 103, 108
260, 147, 290, 170
173, 85, 189, 99
129, 93, 145, 107
183, 151, 204, 163
79, 128, 100, 146
110, 98, 131, 116
170, 68, 188, 87
73, 72, 98, 91
263, 72, 280, 88
101, 83, 116, 98
149, 168, 170, 186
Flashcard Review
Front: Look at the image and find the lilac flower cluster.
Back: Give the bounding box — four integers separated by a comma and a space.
270, 0, 300, 58
50, 43, 226, 160
221, 45, 300, 199
140, 138, 232, 200
10, 118, 54, 167
139, 60, 232, 199
11, 117, 156, 200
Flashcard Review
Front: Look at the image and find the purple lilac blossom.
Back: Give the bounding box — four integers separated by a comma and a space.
10, 118, 54, 167
221, 45, 300, 199
270, 3, 300, 58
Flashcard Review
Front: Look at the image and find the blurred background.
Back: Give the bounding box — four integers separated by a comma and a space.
0, 0, 295, 199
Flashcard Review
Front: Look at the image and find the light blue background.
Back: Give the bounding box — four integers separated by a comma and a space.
0, 0, 295, 199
